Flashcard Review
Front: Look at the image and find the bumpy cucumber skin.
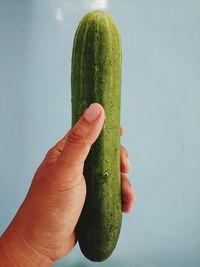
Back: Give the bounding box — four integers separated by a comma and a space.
71, 11, 122, 262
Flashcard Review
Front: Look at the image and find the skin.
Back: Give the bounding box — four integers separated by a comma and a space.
0, 103, 136, 266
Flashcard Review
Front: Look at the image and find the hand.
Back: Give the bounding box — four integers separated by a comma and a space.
0, 103, 135, 266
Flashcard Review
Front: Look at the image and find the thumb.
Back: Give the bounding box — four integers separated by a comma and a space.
59, 103, 105, 169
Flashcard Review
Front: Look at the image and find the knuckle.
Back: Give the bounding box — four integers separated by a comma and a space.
67, 125, 84, 144
45, 147, 58, 160
46, 148, 54, 157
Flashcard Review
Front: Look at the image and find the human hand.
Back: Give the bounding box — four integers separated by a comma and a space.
0, 103, 135, 266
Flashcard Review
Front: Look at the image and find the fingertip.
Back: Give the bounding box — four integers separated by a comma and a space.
126, 157, 132, 171
122, 202, 133, 213
121, 173, 136, 203
121, 157, 131, 173
123, 186, 135, 203
120, 127, 124, 137
120, 145, 131, 173
122, 188, 136, 214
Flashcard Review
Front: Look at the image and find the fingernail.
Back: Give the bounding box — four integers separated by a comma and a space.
83, 103, 102, 123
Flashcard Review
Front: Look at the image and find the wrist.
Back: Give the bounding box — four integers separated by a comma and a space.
0, 220, 53, 267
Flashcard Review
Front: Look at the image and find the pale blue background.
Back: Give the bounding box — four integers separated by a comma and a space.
0, 1, 200, 266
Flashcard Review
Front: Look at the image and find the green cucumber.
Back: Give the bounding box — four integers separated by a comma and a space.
71, 10, 122, 262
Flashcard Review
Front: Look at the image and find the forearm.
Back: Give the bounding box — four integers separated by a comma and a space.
0, 220, 53, 267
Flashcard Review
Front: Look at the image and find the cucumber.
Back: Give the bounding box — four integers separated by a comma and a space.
71, 11, 122, 262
